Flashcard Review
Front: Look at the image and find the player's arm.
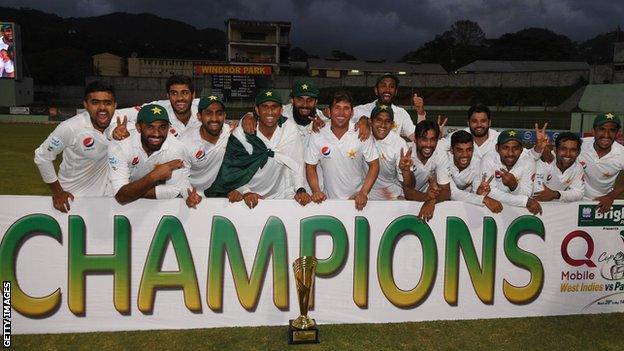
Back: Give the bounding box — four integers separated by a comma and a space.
114, 159, 184, 204
34, 123, 76, 212
360, 158, 379, 196
595, 175, 624, 212
559, 172, 585, 202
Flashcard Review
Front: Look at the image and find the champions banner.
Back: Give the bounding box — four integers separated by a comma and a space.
1, 196, 623, 334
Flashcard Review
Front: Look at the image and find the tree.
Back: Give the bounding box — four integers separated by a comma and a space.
449, 20, 485, 46
289, 47, 309, 62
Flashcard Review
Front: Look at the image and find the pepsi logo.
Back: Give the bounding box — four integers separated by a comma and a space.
321, 145, 331, 156
195, 149, 205, 160
579, 160, 587, 169
170, 128, 178, 136
131, 156, 140, 166
82, 137, 94, 148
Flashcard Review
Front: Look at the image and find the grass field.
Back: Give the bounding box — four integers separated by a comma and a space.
2, 122, 623, 350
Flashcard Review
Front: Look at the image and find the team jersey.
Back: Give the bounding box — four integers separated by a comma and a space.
410, 146, 451, 192
370, 132, 409, 200
235, 119, 305, 199
108, 132, 190, 199
533, 159, 584, 202
112, 98, 200, 139
305, 125, 379, 199
448, 153, 484, 206
180, 124, 232, 193
477, 151, 535, 207
34, 111, 112, 196
577, 137, 624, 199
353, 100, 416, 139
441, 128, 501, 159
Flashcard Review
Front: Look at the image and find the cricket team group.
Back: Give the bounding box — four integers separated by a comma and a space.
33, 74, 624, 220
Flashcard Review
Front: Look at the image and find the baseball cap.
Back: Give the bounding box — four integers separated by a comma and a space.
371, 104, 394, 120
0, 24, 11, 31
593, 113, 621, 128
255, 89, 282, 106
137, 104, 170, 124
497, 129, 523, 145
198, 95, 225, 111
291, 80, 319, 98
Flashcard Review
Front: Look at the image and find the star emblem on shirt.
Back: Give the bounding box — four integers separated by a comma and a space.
208, 95, 218, 100
266, 91, 273, 96
606, 113, 615, 119
301, 84, 308, 90
508, 130, 517, 136
603, 172, 611, 178
151, 107, 162, 115
347, 149, 357, 158
392, 122, 399, 130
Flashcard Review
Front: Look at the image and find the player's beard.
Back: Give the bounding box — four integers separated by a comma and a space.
292, 105, 313, 126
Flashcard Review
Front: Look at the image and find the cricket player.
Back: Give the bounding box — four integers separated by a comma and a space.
205, 89, 310, 209
305, 91, 380, 210
576, 113, 624, 212
369, 104, 415, 200
477, 129, 541, 214
448, 130, 503, 212
108, 104, 191, 205
34, 81, 116, 212
403, 120, 451, 221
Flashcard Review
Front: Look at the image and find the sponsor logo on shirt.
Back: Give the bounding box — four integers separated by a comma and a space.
170, 128, 179, 137
579, 160, 587, 169
321, 145, 331, 156
47, 136, 62, 151
195, 149, 205, 160
82, 136, 95, 148
131, 156, 140, 166
108, 156, 119, 171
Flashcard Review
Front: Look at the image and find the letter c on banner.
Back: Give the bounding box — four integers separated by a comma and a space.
560, 230, 596, 267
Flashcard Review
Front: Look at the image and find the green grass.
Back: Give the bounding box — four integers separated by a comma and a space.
10, 313, 624, 350
2, 123, 623, 350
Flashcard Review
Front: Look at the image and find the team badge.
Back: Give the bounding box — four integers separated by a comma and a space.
195, 149, 206, 160
579, 160, 587, 169
131, 156, 140, 166
82, 136, 95, 148
347, 149, 357, 159
321, 145, 331, 156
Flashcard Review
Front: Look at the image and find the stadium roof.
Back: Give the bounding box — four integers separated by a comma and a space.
578, 84, 624, 112
456, 60, 590, 73
307, 59, 447, 74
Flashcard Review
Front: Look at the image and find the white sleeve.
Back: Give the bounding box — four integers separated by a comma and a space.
362, 137, 379, 162
399, 111, 416, 138
33, 122, 74, 184
559, 168, 585, 202
514, 157, 536, 197
4, 60, 14, 74
434, 152, 451, 185
304, 137, 321, 165
450, 181, 485, 206
107, 142, 131, 196
395, 140, 409, 182
351, 105, 370, 124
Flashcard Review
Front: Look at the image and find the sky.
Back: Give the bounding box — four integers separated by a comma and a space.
4, 0, 624, 60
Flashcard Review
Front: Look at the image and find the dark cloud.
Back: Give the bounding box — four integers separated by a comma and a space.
5, 0, 624, 60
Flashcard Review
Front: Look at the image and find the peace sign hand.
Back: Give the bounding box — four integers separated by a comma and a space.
534, 122, 549, 154
398, 147, 414, 172
113, 115, 130, 140
476, 174, 494, 196
495, 168, 518, 190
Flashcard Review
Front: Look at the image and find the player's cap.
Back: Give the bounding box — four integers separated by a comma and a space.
375, 73, 399, 87
371, 104, 394, 120
255, 89, 282, 106
0, 24, 11, 31
137, 104, 170, 124
497, 129, 523, 145
291, 80, 319, 98
198, 95, 225, 111
593, 113, 621, 128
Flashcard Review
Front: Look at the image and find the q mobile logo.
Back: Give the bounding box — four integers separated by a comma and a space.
195, 149, 205, 160
82, 137, 94, 148
578, 204, 624, 226
131, 156, 140, 166
561, 230, 597, 268
321, 145, 331, 156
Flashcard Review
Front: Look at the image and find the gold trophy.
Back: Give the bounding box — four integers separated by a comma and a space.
288, 256, 319, 344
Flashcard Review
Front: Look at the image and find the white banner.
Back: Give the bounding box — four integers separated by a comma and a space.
1, 196, 623, 334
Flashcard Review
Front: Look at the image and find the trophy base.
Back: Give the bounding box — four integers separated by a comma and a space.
288, 319, 319, 344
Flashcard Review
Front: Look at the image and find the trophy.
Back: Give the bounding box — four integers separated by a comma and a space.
288, 256, 319, 344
